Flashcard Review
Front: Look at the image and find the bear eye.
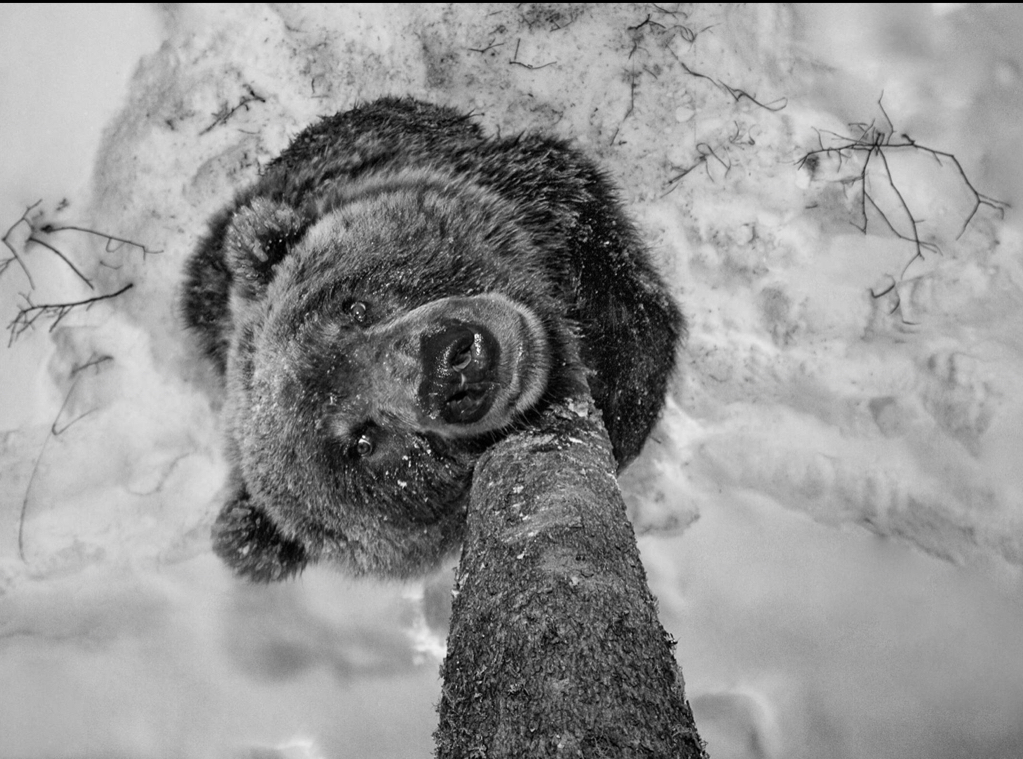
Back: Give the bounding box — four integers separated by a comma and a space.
348, 301, 368, 324
354, 434, 374, 457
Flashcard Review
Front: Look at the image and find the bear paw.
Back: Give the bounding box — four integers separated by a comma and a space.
212, 494, 308, 582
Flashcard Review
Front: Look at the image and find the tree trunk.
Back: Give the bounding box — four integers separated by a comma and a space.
435, 392, 707, 758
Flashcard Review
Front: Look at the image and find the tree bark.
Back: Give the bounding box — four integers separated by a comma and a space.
435, 392, 707, 758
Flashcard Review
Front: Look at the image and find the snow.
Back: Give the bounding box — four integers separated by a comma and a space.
1, 4, 1022, 758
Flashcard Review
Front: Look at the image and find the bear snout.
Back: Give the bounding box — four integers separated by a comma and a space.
420, 322, 501, 425
322, 293, 546, 440
398, 293, 551, 438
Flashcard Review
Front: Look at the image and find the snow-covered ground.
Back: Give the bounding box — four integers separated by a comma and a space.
2, 5, 1022, 758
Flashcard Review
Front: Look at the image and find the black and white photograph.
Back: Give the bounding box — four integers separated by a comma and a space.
1, 5, 1022, 758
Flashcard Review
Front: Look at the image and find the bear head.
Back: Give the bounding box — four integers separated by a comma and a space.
214, 174, 576, 579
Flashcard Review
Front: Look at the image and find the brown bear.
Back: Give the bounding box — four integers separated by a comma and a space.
182, 98, 683, 581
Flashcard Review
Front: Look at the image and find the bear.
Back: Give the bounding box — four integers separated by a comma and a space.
182, 97, 684, 582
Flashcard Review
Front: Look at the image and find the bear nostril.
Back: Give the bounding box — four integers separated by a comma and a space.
444, 328, 479, 374
450, 344, 473, 372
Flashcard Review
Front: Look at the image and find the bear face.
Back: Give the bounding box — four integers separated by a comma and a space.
182, 98, 684, 581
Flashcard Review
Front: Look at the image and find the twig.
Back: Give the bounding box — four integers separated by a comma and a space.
869, 275, 918, 324
696, 142, 731, 176
666, 160, 704, 186
671, 55, 716, 86
798, 94, 1008, 322
796, 95, 1008, 264
728, 121, 758, 146
660, 141, 733, 197
38, 223, 161, 259
650, 4, 688, 18
717, 82, 787, 112
3, 204, 157, 293
25, 235, 93, 290
668, 49, 786, 112
18, 353, 113, 561
1, 202, 41, 289
8, 284, 134, 346
468, 39, 504, 54
661, 157, 706, 197
675, 25, 699, 44
70, 353, 113, 377
509, 39, 556, 70
200, 84, 266, 135
518, 6, 582, 32
609, 70, 640, 145
628, 14, 665, 32
18, 397, 65, 561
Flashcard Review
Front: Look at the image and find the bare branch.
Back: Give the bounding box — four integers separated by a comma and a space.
7, 284, 134, 346
797, 94, 1008, 323
1, 202, 41, 288
25, 235, 94, 289
70, 353, 113, 376
38, 223, 161, 258
4, 203, 157, 297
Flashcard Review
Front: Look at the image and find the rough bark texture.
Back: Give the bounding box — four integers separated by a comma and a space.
435, 394, 707, 758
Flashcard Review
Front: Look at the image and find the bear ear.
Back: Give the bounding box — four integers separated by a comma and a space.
225, 197, 307, 300
212, 487, 309, 582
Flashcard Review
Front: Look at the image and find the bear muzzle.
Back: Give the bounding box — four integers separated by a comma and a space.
330, 293, 550, 439
413, 294, 551, 437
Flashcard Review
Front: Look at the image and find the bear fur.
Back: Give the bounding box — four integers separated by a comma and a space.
182, 98, 683, 581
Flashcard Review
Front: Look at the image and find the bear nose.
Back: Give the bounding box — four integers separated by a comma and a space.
420, 323, 501, 425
